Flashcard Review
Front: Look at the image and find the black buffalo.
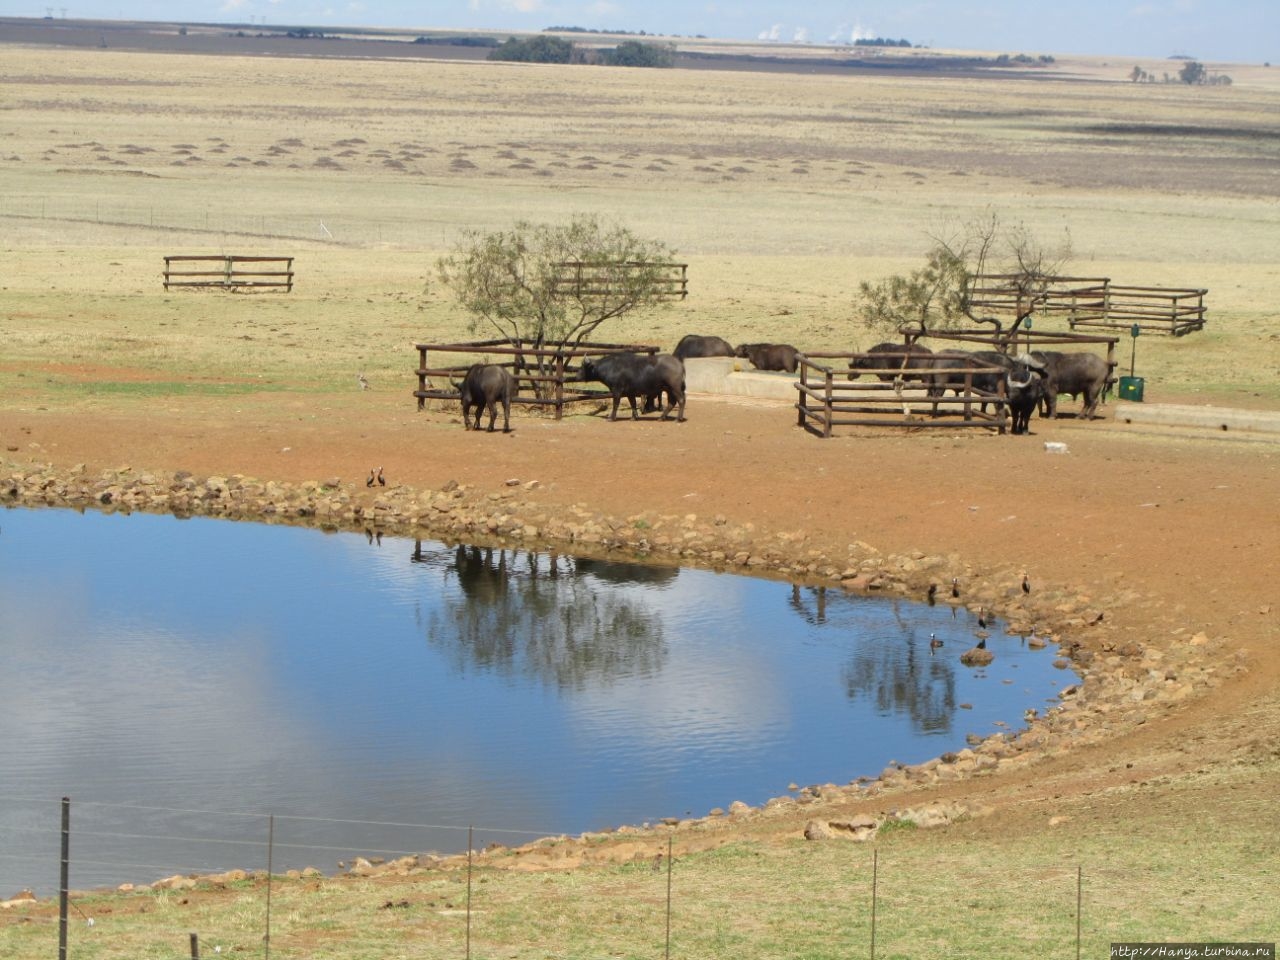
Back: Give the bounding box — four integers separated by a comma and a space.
457, 363, 516, 433
1005, 361, 1046, 435
673, 334, 734, 361
579, 352, 687, 422
927, 350, 1041, 421
735, 342, 800, 373
848, 341, 935, 382
1029, 350, 1111, 419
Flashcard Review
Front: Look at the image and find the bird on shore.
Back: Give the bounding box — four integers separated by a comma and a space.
366, 469, 375, 488
376, 466, 386, 487
951, 578, 960, 599
927, 583, 938, 605
1021, 571, 1031, 594
977, 607, 988, 629
358, 372, 369, 391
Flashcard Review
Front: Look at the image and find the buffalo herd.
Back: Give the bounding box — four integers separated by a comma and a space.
454, 333, 1112, 436
846, 341, 1113, 435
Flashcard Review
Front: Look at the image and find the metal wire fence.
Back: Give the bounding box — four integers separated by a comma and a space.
1, 794, 1276, 960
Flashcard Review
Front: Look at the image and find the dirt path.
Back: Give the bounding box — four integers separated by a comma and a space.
4, 384, 1279, 841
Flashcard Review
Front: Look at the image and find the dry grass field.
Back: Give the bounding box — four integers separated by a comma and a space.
2, 27, 1280, 959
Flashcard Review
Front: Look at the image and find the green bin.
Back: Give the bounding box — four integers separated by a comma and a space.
1118, 375, 1145, 402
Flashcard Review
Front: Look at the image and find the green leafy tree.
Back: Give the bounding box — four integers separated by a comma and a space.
1178, 60, 1207, 84
854, 212, 1071, 342
488, 35, 575, 63
603, 40, 675, 67
437, 215, 678, 392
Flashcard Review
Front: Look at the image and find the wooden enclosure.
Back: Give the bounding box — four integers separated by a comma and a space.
796, 329, 1120, 439
968, 274, 1206, 335
797, 349, 1011, 438
1067, 285, 1207, 336
162, 255, 295, 292
550, 261, 688, 300
413, 339, 661, 420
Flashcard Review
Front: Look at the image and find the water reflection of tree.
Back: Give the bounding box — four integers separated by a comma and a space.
841, 634, 956, 735
414, 543, 668, 691
789, 586, 958, 734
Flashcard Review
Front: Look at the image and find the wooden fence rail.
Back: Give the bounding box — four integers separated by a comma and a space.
796, 350, 1011, 438
163, 255, 294, 291
413, 339, 661, 420
1069, 285, 1207, 336
967, 274, 1206, 335
550, 261, 688, 300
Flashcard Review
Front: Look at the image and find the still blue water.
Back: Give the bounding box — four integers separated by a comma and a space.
0, 506, 1073, 895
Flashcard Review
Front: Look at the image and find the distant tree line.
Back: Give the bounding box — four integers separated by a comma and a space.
853, 37, 912, 47
488, 35, 674, 67
1129, 61, 1232, 85
993, 53, 1056, 65
413, 35, 500, 47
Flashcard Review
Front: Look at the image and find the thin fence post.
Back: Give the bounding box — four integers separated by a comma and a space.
870, 848, 877, 960
665, 835, 673, 960
1076, 864, 1082, 960
59, 796, 70, 960
466, 825, 474, 960
265, 814, 274, 960
190, 931, 200, 959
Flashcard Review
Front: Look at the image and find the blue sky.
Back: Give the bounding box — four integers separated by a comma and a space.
8, 1, 1275, 63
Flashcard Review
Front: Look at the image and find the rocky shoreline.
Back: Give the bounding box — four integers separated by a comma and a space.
1, 458, 1243, 888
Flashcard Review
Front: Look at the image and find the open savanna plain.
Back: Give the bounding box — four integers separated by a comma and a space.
2, 29, 1279, 958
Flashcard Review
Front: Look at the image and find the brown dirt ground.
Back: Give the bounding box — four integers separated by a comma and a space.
4, 371, 1278, 862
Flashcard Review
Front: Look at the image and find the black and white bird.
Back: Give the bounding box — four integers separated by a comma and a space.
366, 469, 375, 488
1021, 571, 1031, 594
929, 633, 944, 652
376, 466, 386, 487
977, 607, 988, 629
951, 577, 960, 599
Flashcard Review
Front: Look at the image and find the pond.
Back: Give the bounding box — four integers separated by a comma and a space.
0, 506, 1074, 895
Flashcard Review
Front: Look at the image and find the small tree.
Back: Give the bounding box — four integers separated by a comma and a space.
437, 215, 677, 392
854, 211, 1071, 346
1178, 60, 1207, 85
603, 40, 675, 67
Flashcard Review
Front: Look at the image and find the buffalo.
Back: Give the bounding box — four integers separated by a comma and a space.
927, 350, 1043, 423
848, 341, 934, 382
457, 363, 516, 433
1029, 350, 1111, 419
673, 334, 734, 361
735, 342, 800, 373
1005, 360, 1046, 435
579, 352, 687, 422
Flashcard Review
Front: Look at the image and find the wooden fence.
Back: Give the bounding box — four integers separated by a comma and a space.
1067, 285, 1207, 336
413, 339, 660, 420
162, 255, 295, 291
797, 350, 1011, 438
968, 274, 1206, 335
796, 329, 1121, 439
550, 261, 688, 300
